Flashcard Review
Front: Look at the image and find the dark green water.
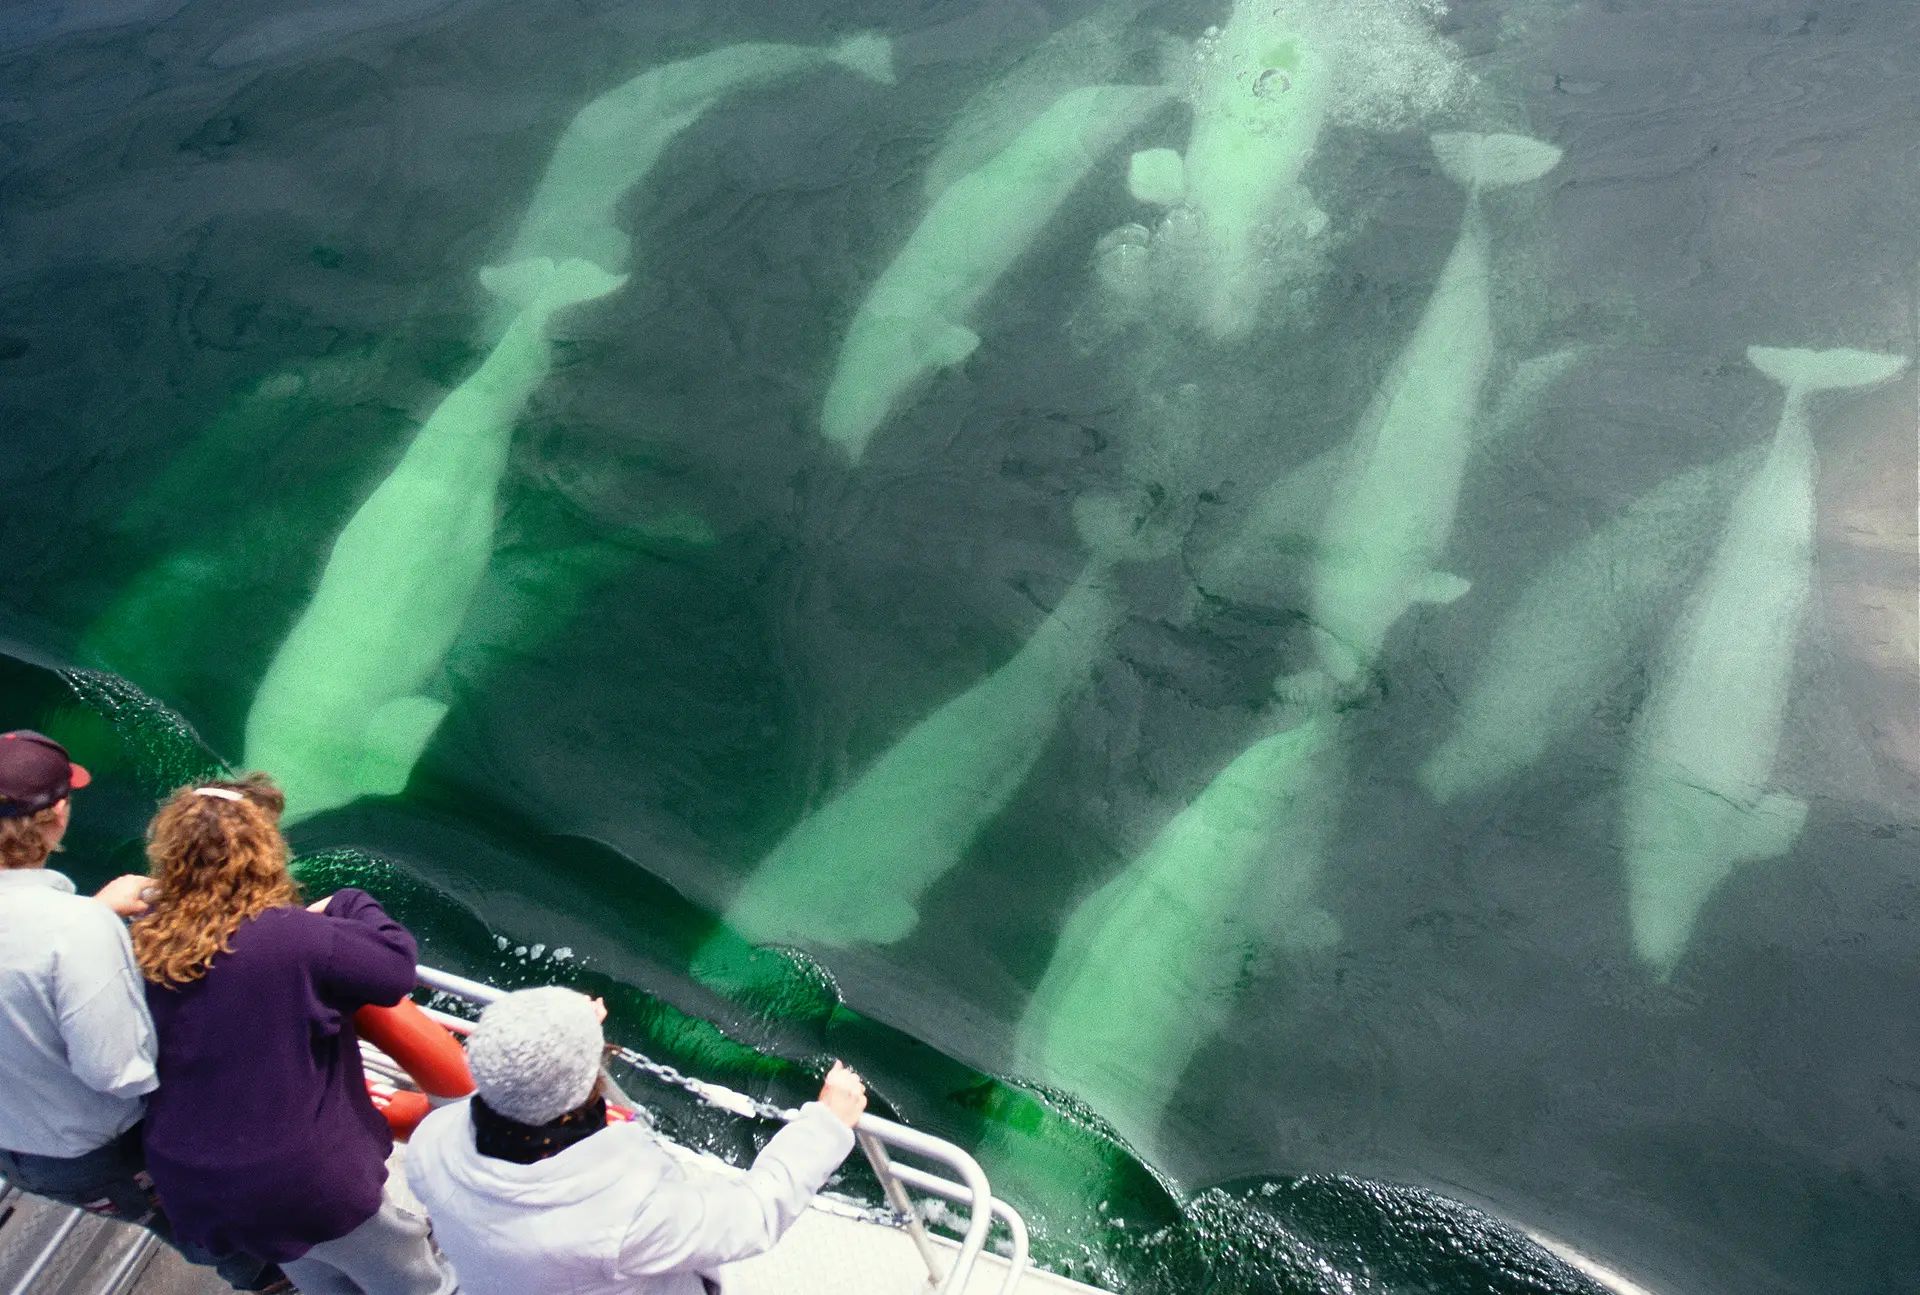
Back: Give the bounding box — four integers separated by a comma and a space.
2, 1, 1917, 1292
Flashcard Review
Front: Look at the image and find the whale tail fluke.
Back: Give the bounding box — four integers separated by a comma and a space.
1746, 345, 1909, 395
479, 256, 629, 317
829, 31, 896, 85
1432, 132, 1563, 191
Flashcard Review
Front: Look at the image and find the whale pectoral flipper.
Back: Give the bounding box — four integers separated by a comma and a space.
919, 320, 981, 367
355, 695, 451, 797
1738, 791, 1809, 862
1415, 571, 1472, 604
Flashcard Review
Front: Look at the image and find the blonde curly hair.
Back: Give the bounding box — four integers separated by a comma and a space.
133, 773, 300, 987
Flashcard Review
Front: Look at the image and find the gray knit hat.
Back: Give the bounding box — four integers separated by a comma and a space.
466, 987, 603, 1125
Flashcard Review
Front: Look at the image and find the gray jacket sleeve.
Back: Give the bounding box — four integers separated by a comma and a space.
615, 1102, 856, 1277
54, 904, 158, 1100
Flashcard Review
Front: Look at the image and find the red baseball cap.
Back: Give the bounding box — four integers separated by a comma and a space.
0, 731, 91, 819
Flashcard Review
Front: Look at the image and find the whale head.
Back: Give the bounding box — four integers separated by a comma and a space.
821, 312, 980, 462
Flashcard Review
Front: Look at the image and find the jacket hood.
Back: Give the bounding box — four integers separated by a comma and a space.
409, 1098, 659, 1209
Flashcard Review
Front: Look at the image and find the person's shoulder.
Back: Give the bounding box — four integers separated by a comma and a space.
225, 904, 331, 956
33, 883, 133, 942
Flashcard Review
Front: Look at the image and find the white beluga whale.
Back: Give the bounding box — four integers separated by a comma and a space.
820, 83, 1173, 461
692, 496, 1168, 987
1286, 132, 1563, 703
1120, 0, 1468, 338
1153, 0, 1333, 339
1183, 348, 1582, 617
922, 0, 1155, 203
1417, 448, 1758, 804
1622, 344, 1908, 978
485, 31, 894, 334
1014, 712, 1344, 1150
245, 257, 628, 824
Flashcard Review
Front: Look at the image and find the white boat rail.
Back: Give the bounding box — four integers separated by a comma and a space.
409, 963, 1021, 1295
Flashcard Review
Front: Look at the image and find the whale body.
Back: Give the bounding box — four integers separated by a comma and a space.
1417, 449, 1757, 804
1173, 0, 1332, 339
1622, 344, 1908, 977
1015, 714, 1343, 1146
922, 1, 1154, 203
693, 497, 1166, 993
245, 257, 627, 824
821, 83, 1172, 461
486, 33, 893, 334
1291, 132, 1562, 700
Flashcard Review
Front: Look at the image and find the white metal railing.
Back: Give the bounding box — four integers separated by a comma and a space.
405, 962, 1024, 1294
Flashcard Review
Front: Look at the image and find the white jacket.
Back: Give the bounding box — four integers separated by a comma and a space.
405, 1098, 855, 1294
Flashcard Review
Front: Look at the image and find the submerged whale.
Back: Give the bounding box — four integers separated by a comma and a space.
922, 0, 1155, 203
485, 32, 894, 334
1622, 344, 1908, 978
694, 497, 1165, 980
1014, 712, 1344, 1144
1418, 448, 1758, 804
1164, 0, 1333, 339
1287, 132, 1562, 702
245, 257, 627, 824
821, 83, 1173, 461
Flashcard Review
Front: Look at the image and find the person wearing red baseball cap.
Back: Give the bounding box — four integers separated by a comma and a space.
0, 731, 275, 1290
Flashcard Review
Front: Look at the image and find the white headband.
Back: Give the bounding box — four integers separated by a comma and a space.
192, 787, 244, 802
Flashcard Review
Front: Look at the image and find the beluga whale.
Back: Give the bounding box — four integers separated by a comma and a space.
692, 495, 1170, 992
1417, 447, 1759, 805
245, 256, 627, 825
1284, 132, 1563, 705
820, 83, 1173, 461
484, 31, 895, 335
1150, 0, 1332, 339
1014, 709, 1346, 1151
1622, 344, 1908, 979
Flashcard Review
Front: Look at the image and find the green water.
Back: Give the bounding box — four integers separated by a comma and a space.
2, 0, 1917, 1291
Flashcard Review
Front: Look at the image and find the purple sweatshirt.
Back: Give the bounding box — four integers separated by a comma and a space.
142, 889, 416, 1262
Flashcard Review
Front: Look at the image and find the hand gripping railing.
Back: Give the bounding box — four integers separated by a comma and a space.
408, 964, 1021, 1294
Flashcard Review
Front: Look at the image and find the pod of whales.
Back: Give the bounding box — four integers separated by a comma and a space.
60, 3, 1918, 1230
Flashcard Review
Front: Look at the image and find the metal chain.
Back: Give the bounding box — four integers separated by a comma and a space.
606, 1044, 798, 1124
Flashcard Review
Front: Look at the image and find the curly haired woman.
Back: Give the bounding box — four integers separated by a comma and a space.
133, 775, 456, 1295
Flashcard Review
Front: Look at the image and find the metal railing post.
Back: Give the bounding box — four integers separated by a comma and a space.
889, 1162, 1031, 1295
855, 1113, 995, 1295
855, 1130, 942, 1288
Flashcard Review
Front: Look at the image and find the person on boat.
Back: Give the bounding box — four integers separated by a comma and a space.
131, 774, 456, 1295
405, 985, 866, 1294
0, 736, 165, 1215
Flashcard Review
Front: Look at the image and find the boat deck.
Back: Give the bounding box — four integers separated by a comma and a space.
0, 1158, 1109, 1295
